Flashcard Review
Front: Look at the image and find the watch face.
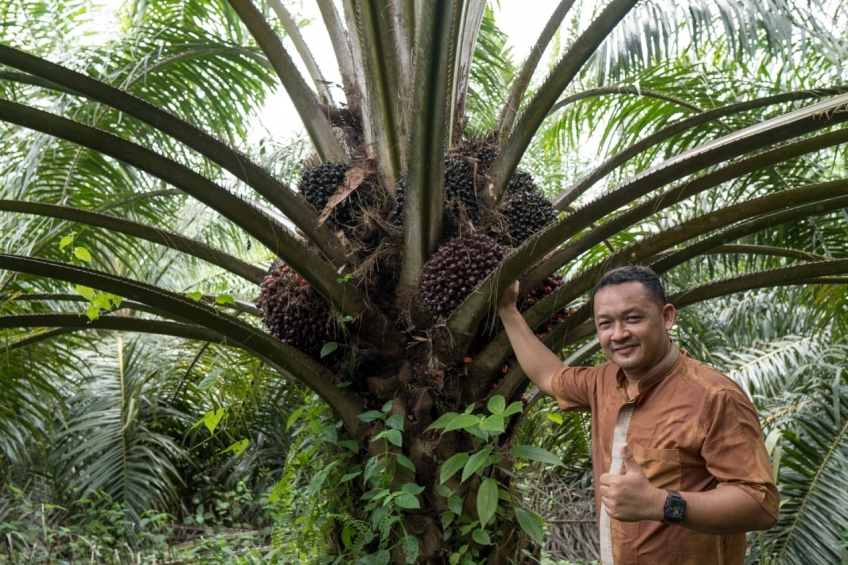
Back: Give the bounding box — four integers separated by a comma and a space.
666, 500, 685, 521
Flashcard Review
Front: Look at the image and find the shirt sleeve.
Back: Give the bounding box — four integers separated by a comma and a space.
552, 365, 600, 412
700, 387, 780, 519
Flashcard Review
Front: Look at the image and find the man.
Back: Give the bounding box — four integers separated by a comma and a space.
497, 265, 778, 564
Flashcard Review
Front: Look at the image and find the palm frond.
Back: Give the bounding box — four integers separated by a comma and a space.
755, 366, 848, 565
51, 334, 187, 520
591, 0, 847, 84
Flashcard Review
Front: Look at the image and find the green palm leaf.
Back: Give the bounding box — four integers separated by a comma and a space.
757, 367, 848, 564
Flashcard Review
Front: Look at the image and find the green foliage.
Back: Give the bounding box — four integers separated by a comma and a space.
0, 485, 174, 563
748, 353, 848, 564
427, 396, 557, 563
264, 393, 356, 562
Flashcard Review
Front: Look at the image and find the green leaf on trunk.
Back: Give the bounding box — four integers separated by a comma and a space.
426, 411, 460, 430
502, 401, 524, 418
59, 235, 74, 249
447, 495, 463, 515
402, 535, 419, 563
364, 458, 382, 483
480, 414, 505, 433
357, 410, 384, 423
320, 341, 339, 358
337, 440, 359, 453
393, 492, 420, 509
515, 507, 545, 545
400, 483, 425, 495
436, 485, 452, 498
361, 488, 383, 501
385, 414, 405, 430
395, 454, 416, 472
443, 414, 481, 433
372, 429, 402, 447
464, 423, 489, 441
85, 305, 100, 321
185, 291, 202, 301
440, 452, 469, 484
375, 549, 391, 565
487, 395, 506, 414
462, 445, 494, 482
472, 529, 492, 545
477, 477, 498, 526
510, 444, 564, 467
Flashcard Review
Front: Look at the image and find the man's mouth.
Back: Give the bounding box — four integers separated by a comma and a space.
613, 344, 638, 354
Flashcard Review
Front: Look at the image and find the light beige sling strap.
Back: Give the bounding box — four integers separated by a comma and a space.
599, 403, 635, 565
598, 344, 679, 565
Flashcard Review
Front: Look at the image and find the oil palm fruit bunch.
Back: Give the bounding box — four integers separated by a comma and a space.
520, 274, 575, 339
506, 169, 538, 196
299, 161, 376, 230
256, 261, 335, 358
421, 234, 504, 318
392, 173, 406, 227
457, 137, 498, 174
496, 190, 559, 246
443, 156, 480, 222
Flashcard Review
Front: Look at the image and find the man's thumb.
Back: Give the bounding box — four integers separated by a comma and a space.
621, 443, 642, 474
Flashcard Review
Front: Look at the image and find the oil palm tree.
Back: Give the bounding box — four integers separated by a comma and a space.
1, 0, 848, 562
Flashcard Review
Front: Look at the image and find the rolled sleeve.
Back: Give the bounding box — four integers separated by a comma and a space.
553, 365, 598, 412
700, 388, 780, 519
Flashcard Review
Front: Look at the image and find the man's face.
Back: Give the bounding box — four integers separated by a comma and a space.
593, 281, 676, 381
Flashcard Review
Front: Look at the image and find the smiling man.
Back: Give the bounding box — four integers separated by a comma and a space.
497, 265, 778, 565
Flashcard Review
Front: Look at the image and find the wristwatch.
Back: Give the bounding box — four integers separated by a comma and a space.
663, 490, 686, 523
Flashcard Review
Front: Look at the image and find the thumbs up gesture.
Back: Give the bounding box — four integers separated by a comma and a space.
599, 443, 665, 522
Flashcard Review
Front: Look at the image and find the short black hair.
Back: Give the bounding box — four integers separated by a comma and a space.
591, 265, 667, 308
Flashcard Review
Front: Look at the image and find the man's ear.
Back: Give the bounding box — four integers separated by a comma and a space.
662, 303, 676, 330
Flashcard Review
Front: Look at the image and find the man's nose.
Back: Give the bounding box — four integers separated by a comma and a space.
611, 321, 630, 340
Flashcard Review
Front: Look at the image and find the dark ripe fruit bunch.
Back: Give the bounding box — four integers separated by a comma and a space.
496, 191, 559, 246
458, 138, 498, 174
421, 234, 504, 318
506, 169, 538, 195
519, 274, 576, 339
392, 174, 406, 227
256, 263, 335, 357
444, 157, 479, 221
299, 161, 374, 228
520, 274, 564, 310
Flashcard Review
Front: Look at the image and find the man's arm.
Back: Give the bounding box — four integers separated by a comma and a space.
600, 444, 777, 534
497, 281, 565, 398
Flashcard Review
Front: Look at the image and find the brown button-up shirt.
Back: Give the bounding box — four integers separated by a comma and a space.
553, 347, 779, 565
